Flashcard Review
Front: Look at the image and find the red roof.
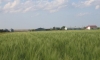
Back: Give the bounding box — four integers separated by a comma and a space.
86, 25, 97, 28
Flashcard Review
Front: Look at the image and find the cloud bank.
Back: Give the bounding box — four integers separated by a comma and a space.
0, 0, 100, 13
0, 0, 68, 13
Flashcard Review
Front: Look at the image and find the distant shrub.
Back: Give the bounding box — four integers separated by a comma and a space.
0, 29, 10, 32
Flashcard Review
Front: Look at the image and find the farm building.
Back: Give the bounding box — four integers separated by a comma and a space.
64, 27, 67, 30
86, 25, 97, 30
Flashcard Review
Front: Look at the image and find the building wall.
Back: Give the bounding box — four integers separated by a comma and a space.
87, 27, 91, 30
86, 26, 97, 30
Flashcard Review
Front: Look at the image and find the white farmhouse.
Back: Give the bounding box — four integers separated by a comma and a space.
64, 27, 67, 30
86, 25, 97, 30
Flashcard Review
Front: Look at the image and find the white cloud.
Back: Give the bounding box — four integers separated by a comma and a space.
0, 0, 68, 13
72, 0, 100, 9
83, 0, 95, 6
72, 2, 81, 8
23, 7, 32, 13
95, 5, 100, 9
10, 0, 20, 8
3, 0, 20, 13
77, 12, 90, 17
44, 0, 67, 13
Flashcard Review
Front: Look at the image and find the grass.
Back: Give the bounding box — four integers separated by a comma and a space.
0, 30, 100, 60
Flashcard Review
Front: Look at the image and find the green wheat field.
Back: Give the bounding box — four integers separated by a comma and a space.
0, 30, 100, 60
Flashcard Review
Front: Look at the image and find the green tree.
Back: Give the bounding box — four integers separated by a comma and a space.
61, 26, 65, 30
53, 27, 56, 30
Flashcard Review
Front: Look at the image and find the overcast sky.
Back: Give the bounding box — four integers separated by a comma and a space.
0, 0, 100, 29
